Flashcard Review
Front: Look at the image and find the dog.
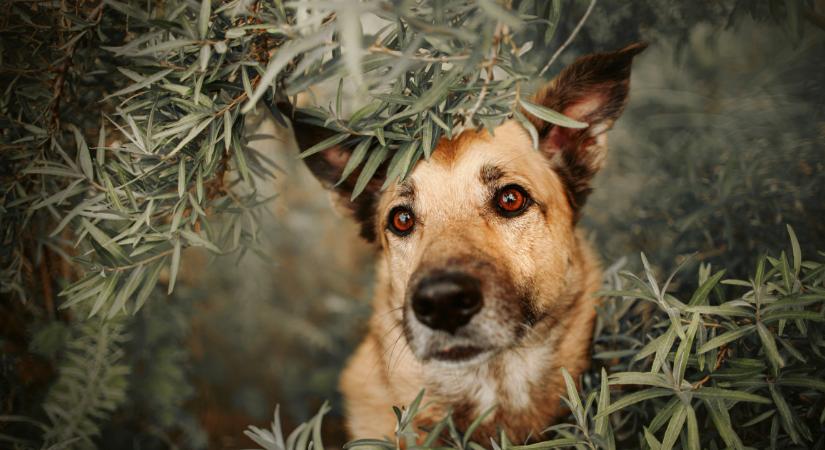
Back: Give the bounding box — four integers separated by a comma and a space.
289, 42, 646, 444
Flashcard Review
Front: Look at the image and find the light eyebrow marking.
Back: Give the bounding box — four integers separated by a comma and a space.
480, 164, 505, 186
396, 180, 415, 200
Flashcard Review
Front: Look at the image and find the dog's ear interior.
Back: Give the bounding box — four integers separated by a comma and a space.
288, 109, 384, 242
526, 42, 646, 216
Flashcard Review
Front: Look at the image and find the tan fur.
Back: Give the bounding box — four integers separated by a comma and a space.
339, 121, 602, 443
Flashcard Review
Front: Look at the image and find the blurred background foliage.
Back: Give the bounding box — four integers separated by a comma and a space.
1, 0, 824, 449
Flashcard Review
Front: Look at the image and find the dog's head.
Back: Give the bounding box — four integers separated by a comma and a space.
292, 43, 645, 365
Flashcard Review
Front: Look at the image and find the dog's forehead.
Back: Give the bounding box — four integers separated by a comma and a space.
391, 121, 555, 204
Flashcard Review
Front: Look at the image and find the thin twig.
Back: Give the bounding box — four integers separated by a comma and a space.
538, 0, 597, 78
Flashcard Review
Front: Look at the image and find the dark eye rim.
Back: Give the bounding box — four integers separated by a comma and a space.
494, 184, 532, 218
387, 205, 415, 236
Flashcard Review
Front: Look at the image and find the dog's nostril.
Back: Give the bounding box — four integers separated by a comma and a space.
455, 293, 481, 311
411, 272, 483, 334
412, 296, 435, 316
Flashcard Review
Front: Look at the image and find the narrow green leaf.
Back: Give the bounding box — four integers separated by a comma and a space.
198, 0, 211, 38
692, 387, 771, 404
757, 322, 785, 373
513, 110, 539, 150
595, 368, 613, 449
107, 265, 144, 319
422, 120, 434, 159
223, 110, 233, 152
337, 137, 371, 185
704, 399, 744, 450
697, 325, 756, 354
561, 368, 583, 420
134, 260, 164, 313
168, 239, 181, 295
608, 372, 671, 389
648, 397, 680, 434
297, 133, 349, 159
741, 409, 775, 428
198, 44, 211, 72
509, 438, 583, 449
769, 384, 800, 444
104, 68, 174, 100
594, 388, 672, 419
177, 158, 186, 198
88, 272, 120, 318
462, 405, 496, 447
351, 146, 388, 200
82, 219, 127, 261
544, 0, 562, 44
71, 126, 94, 180
652, 325, 678, 373
660, 403, 687, 450
686, 304, 753, 317
674, 313, 700, 385
778, 375, 825, 392
688, 269, 726, 306
787, 225, 801, 276
763, 310, 824, 323
167, 117, 213, 159
643, 427, 662, 450
520, 99, 587, 129
685, 406, 700, 450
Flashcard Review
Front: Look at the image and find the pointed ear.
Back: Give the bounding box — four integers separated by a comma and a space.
527, 42, 646, 216
287, 107, 385, 242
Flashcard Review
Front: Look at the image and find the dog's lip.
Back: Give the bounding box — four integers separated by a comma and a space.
430, 345, 488, 361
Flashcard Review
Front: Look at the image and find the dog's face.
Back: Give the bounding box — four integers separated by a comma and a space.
377, 123, 577, 364
293, 43, 645, 365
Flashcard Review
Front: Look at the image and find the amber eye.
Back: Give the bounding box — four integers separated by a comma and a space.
495, 185, 530, 217
388, 206, 415, 236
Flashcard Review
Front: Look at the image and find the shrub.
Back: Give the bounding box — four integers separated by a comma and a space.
247, 228, 825, 449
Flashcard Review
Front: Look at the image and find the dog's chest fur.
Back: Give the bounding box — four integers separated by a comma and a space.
428, 333, 557, 418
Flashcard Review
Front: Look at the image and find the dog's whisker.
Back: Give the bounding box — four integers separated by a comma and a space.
384, 328, 407, 376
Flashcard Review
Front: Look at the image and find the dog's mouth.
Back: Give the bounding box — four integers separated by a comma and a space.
430, 345, 489, 362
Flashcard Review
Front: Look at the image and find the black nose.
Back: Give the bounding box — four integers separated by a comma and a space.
412, 273, 483, 334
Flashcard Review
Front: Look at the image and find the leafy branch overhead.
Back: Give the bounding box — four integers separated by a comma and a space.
276, 0, 585, 199
2, 0, 573, 320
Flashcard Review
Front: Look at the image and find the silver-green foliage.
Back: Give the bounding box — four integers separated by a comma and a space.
42, 318, 130, 450
249, 227, 825, 449
2, 0, 572, 326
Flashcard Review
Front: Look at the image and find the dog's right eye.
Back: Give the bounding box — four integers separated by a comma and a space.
494, 184, 531, 217
388, 206, 415, 236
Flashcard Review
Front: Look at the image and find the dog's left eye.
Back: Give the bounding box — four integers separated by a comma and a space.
388, 206, 415, 236
494, 185, 531, 217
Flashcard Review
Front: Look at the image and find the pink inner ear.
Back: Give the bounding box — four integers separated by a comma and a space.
324, 145, 351, 170
564, 93, 607, 121
544, 91, 608, 152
